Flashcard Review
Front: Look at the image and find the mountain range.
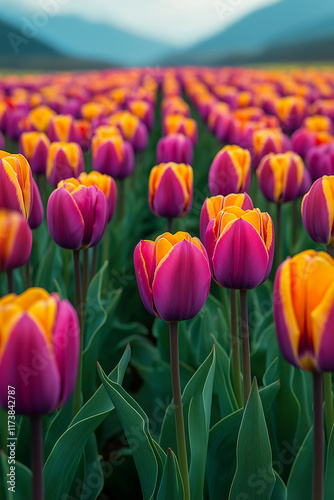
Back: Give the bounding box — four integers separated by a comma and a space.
1, 0, 334, 70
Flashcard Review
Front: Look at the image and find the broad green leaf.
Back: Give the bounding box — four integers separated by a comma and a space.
324, 426, 334, 500
213, 336, 238, 418
43, 345, 130, 500
97, 361, 166, 500
188, 394, 207, 500
286, 428, 313, 500
207, 380, 279, 500
271, 473, 287, 500
0, 454, 31, 500
229, 379, 276, 500
293, 369, 312, 444
156, 448, 184, 500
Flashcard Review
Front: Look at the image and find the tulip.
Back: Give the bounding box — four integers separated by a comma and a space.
148, 163, 193, 220
134, 231, 211, 323
92, 133, 134, 180
275, 96, 307, 134
47, 180, 108, 250
19, 131, 50, 175
257, 152, 306, 203
207, 102, 231, 142
0, 151, 33, 219
81, 102, 106, 122
127, 99, 154, 130
47, 114, 77, 142
77, 171, 117, 223
0, 287, 79, 415
200, 193, 253, 243
309, 99, 334, 121
156, 133, 193, 165
0, 209, 32, 274
301, 175, 334, 246
208, 145, 251, 197
109, 110, 148, 152
29, 178, 44, 229
205, 206, 274, 290
0, 131, 4, 150
291, 129, 333, 158
303, 115, 333, 134
27, 105, 56, 133
74, 119, 92, 151
251, 128, 292, 169
163, 114, 198, 145
46, 142, 84, 187
161, 96, 190, 117
306, 143, 334, 181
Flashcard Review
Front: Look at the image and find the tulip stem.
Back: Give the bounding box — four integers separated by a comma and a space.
313, 371, 324, 500
118, 179, 125, 222
167, 217, 173, 233
7, 269, 14, 293
82, 248, 89, 304
240, 289, 251, 407
276, 202, 282, 268
231, 289, 243, 408
72, 249, 83, 417
63, 249, 69, 295
90, 244, 99, 282
25, 259, 32, 288
221, 287, 230, 330
31, 415, 44, 500
323, 372, 333, 441
292, 199, 299, 249
169, 321, 190, 500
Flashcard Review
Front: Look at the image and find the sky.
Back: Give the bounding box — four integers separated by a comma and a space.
10, 0, 281, 47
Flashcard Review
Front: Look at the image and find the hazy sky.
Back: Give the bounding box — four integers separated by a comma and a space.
11, 0, 281, 47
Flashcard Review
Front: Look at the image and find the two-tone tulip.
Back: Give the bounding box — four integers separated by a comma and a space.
274, 250, 334, 371
0, 209, 32, 272
0, 151, 33, 219
134, 232, 211, 322
306, 143, 334, 181
19, 131, 50, 175
200, 193, 253, 243
27, 105, 56, 133
149, 163, 193, 219
47, 180, 108, 250
251, 128, 292, 169
205, 206, 274, 289
127, 99, 154, 131
29, 178, 44, 229
47, 114, 77, 142
0, 288, 79, 415
301, 175, 334, 245
291, 128, 333, 158
156, 133, 193, 165
257, 152, 307, 203
46, 142, 84, 187
109, 110, 148, 152
208, 145, 251, 196
275, 96, 307, 134
77, 171, 117, 222
163, 114, 198, 145
92, 132, 134, 180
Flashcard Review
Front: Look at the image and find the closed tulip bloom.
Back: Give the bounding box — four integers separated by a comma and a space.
27, 105, 56, 133
163, 114, 198, 145
0, 209, 32, 272
127, 99, 154, 130
77, 171, 117, 222
291, 128, 333, 158
47, 180, 108, 250
161, 96, 190, 117
46, 142, 84, 187
309, 99, 334, 122
274, 250, 334, 371
92, 133, 134, 180
19, 131, 50, 175
0, 151, 33, 219
81, 102, 106, 122
306, 143, 334, 181
200, 193, 253, 243
208, 145, 251, 196
47, 114, 77, 142
73, 119, 92, 151
134, 232, 211, 322
303, 115, 333, 134
0, 288, 79, 414
251, 128, 292, 169
275, 96, 307, 134
301, 175, 334, 245
149, 163, 193, 218
257, 152, 306, 203
29, 178, 44, 229
205, 206, 274, 290
109, 111, 148, 152
156, 133, 193, 165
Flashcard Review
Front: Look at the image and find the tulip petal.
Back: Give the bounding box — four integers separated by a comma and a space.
47, 188, 84, 250
153, 167, 187, 218
134, 240, 156, 317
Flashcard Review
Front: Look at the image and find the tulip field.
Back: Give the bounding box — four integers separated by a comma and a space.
1, 66, 334, 500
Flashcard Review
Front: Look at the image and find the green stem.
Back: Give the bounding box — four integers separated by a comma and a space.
25, 259, 32, 288
240, 289, 251, 407
82, 248, 89, 305
167, 217, 173, 233
90, 244, 99, 282
63, 249, 69, 295
7, 269, 14, 293
117, 179, 125, 222
323, 372, 333, 441
72, 250, 83, 417
313, 371, 324, 500
31, 415, 44, 500
230, 289, 242, 408
276, 202, 282, 269
102, 225, 110, 265
169, 322, 190, 500
220, 287, 230, 331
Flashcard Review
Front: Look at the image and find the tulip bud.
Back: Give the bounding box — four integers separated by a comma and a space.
163, 114, 198, 145
92, 133, 134, 180
156, 133, 193, 165
251, 128, 292, 169
134, 232, 211, 322
306, 143, 334, 181
47, 180, 108, 250
0, 288, 79, 414
78, 171, 117, 222
46, 142, 84, 187
109, 110, 148, 152
274, 250, 334, 371
200, 193, 253, 243
303, 115, 333, 134
205, 206, 274, 290
0, 151, 33, 219
0, 209, 32, 272
275, 96, 307, 134
291, 128, 333, 158
47, 114, 77, 142
208, 145, 251, 196
127, 99, 154, 130
27, 105, 56, 133
19, 131, 50, 175
149, 162, 193, 219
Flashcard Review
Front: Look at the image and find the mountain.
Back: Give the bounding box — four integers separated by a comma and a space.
1, 7, 177, 67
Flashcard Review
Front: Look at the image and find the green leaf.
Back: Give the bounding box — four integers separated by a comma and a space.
156, 448, 184, 500
43, 345, 131, 500
0, 454, 32, 500
188, 394, 207, 500
324, 426, 334, 500
207, 380, 280, 500
97, 361, 166, 500
229, 379, 276, 500
213, 336, 238, 418
286, 428, 313, 500
271, 473, 287, 500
